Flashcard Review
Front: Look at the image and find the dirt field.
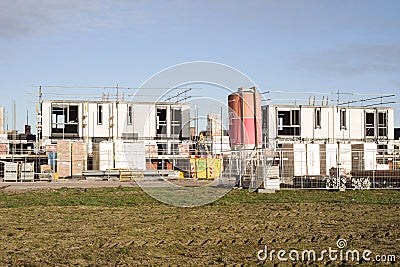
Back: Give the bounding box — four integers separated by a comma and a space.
0, 187, 399, 266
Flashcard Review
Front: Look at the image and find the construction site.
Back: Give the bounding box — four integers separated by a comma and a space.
0, 86, 399, 191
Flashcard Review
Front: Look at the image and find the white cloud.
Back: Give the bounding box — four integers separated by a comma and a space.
0, 0, 306, 40
0, 0, 128, 39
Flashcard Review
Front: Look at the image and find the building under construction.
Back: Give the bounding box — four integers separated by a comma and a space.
0, 86, 399, 190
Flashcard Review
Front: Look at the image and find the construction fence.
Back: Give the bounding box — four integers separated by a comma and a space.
1, 140, 400, 190
262, 144, 400, 190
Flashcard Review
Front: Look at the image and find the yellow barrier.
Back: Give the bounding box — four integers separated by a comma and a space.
190, 158, 221, 179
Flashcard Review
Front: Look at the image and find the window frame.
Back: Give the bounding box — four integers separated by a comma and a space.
340, 108, 347, 130
365, 111, 375, 137
378, 111, 388, 137
314, 107, 321, 129
277, 109, 301, 136
127, 105, 133, 125
97, 104, 103, 125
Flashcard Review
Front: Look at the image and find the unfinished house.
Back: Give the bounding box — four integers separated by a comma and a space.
262, 104, 397, 181
41, 100, 190, 162
50, 104, 79, 138
41, 100, 190, 142
262, 104, 394, 147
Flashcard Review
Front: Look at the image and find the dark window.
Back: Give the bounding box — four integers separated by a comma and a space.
171, 108, 182, 136
291, 110, 300, 125
340, 109, 346, 130
97, 105, 103, 125
278, 111, 290, 127
127, 105, 133, 125
315, 108, 321, 128
52, 106, 66, 130
365, 112, 375, 137
157, 143, 166, 155
378, 112, 387, 137
51, 104, 79, 136
68, 105, 78, 123
157, 108, 167, 135
377, 144, 387, 157
171, 143, 179, 155
277, 109, 300, 136
377, 144, 388, 163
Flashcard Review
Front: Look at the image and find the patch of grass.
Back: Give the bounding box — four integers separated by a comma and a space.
0, 187, 398, 208
214, 189, 400, 205
0, 187, 156, 208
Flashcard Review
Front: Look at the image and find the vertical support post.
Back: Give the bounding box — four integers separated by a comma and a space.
116, 83, 119, 141
220, 106, 223, 156
195, 104, 198, 138
12, 100, 16, 162
240, 87, 245, 187
220, 105, 223, 179
210, 115, 213, 156
252, 86, 259, 159
37, 86, 42, 154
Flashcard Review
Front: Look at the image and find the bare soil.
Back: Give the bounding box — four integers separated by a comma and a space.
0, 188, 398, 266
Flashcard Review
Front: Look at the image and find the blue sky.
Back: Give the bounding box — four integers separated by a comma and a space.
0, 0, 399, 130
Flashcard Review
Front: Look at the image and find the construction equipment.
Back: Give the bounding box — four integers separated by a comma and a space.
194, 133, 210, 157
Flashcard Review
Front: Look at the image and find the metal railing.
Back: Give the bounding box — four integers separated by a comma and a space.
1, 144, 399, 190
274, 147, 400, 190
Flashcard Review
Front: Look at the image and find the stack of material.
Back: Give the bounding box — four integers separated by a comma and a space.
319, 144, 327, 175
293, 143, 307, 177
339, 143, 352, 174
92, 143, 100, 170
72, 142, 88, 176
264, 177, 280, 190
92, 142, 114, 171
352, 143, 377, 171
99, 141, 114, 171
146, 160, 158, 170
352, 144, 364, 171
145, 144, 158, 158
57, 141, 72, 178
280, 143, 294, 178
115, 140, 146, 170
4, 162, 19, 181
267, 166, 280, 179
0, 143, 8, 155
20, 162, 34, 182
306, 144, 320, 176
92, 141, 147, 171
40, 164, 52, 173
325, 144, 338, 175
